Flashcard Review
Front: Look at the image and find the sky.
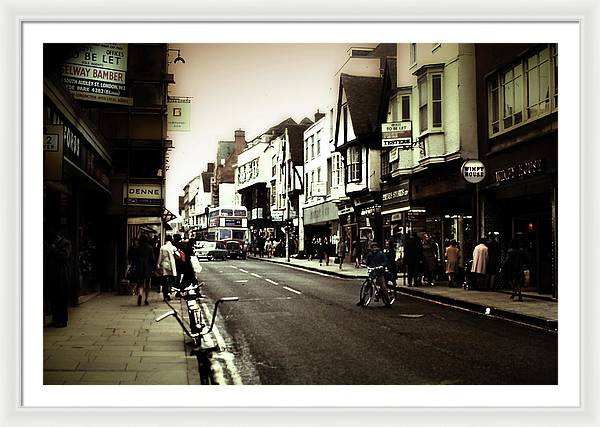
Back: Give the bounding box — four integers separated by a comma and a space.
164, 43, 375, 214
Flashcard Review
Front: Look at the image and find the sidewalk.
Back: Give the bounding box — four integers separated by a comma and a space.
249, 255, 558, 331
43, 291, 200, 385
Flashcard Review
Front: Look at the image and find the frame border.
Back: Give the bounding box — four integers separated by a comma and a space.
3, 1, 598, 426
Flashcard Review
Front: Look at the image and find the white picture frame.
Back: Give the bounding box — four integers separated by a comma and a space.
2, 0, 598, 426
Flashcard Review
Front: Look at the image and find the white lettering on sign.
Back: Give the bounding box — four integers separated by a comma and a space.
383, 187, 409, 201
63, 126, 80, 157
494, 159, 544, 184
461, 160, 486, 184
44, 133, 59, 151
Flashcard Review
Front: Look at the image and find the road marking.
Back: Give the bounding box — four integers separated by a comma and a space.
239, 269, 249, 273
251, 273, 262, 278
200, 303, 243, 385
282, 286, 302, 295
227, 266, 238, 269
265, 279, 279, 286
235, 280, 248, 283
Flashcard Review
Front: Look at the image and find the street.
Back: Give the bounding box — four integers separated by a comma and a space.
200, 258, 558, 385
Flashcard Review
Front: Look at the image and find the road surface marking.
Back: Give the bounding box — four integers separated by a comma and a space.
239, 269, 249, 273
227, 266, 238, 269
265, 279, 279, 286
235, 280, 248, 283
251, 273, 262, 278
282, 286, 302, 295
200, 303, 243, 385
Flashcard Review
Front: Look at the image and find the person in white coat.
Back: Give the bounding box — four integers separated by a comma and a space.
156, 235, 178, 301
471, 238, 489, 290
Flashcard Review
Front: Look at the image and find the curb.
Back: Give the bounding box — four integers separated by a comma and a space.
249, 256, 558, 332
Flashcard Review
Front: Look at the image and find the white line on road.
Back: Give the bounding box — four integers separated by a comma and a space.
239, 269, 249, 273
265, 279, 279, 286
282, 286, 302, 295
251, 273, 262, 278
227, 266, 238, 269
235, 280, 248, 283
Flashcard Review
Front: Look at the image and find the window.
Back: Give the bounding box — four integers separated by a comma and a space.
487, 44, 557, 136
310, 170, 315, 196
331, 153, 343, 187
310, 135, 314, 159
271, 183, 276, 205
401, 95, 411, 121
304, 139, 309, 163
272, 156, 276, 177
526, 47, 551, 119
316, 130, 321, 155
432, 75, 442, 127
381, 150, 390, 176
329, 108, 334, 140
418, 72, 443, 133
410, 43, 417, 65
316, 167, 321, 183
346, 146, 362, 182
419, 78, 428, 132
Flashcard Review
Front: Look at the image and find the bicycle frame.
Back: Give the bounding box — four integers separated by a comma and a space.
359, 266, 395, 307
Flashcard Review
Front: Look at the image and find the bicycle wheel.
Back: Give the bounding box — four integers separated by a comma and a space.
382, 285, 396, 306
359, 280, 374, 307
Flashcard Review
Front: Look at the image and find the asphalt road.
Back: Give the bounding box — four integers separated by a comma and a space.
198, 258, 557, 385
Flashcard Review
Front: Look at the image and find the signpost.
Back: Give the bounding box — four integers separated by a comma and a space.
461, 159, 486, 238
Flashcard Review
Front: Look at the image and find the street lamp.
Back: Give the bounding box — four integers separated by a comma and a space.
168, 48, 186, 64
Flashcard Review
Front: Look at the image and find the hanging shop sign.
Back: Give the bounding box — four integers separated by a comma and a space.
311, 181, 327, 197
461, 159, 486, 184
61, 44, 133, 106
271, 210, 284, 222
389, 147, 399, 162
493, 159, 544, 184
167, 96, 192, 131
381, 121, 415, 149
123, 183, 162, 206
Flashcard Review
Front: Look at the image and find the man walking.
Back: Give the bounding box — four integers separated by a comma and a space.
156, 235, 178, 301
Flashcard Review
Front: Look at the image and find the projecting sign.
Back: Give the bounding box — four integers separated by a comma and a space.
44, 125, 64, 181
381, 121, 413, 148
271, 210, 284, 222
61, 44, 133, 106
123, 183, 162, 206
312, 182, 327, 197
461, 159, 486, 184
167, 97, 192, 131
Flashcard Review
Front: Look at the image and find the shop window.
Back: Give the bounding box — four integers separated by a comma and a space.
487, 44, 557, 136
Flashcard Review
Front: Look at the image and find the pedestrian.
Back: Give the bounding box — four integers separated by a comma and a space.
265, 238, 272, 258
403, 231, 423, 287
501, 239, 527, 302
180, 238, 198, 288
336, 237, 347, 270
156, 234, 178, 301
133, 234, 156, 306
173, 233, 185, 286
352, 239, 361, 268
444, 240, 460, 287
319, 237, 329, 266
384, 239, 398, 288
44, 228, 73, 328
421, 234, 438, 286
470, 238, 489, 290
486, 234, 501, 290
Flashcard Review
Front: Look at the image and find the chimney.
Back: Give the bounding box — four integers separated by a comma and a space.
314, 109, 325, 122
234, 129, 246, 153
206, 162, 215, 173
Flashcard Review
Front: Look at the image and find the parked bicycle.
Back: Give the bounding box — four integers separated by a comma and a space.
358, 265, 396, 307
155, 281, 238, 384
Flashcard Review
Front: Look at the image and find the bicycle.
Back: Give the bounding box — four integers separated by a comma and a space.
358, 265, 396, 307
155, 282, 238, 384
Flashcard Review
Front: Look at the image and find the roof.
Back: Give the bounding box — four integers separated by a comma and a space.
286, 123, 313, 164
249, 117, 298, 142
340, 73, 383, 137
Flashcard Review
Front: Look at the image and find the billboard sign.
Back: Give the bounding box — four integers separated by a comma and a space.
381, 121, 413, 148
167, 97, 192, 131
61, 44, 133, 106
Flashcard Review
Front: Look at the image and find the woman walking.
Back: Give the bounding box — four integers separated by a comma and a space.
336, 238, 347, 270
444, 240, 460, 287
501, 240, 526, 301
133, 234, 156, 306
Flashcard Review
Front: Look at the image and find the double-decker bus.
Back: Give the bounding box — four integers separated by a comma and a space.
204, 205, 249, 259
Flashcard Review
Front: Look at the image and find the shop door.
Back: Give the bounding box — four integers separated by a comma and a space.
513, 214, 552, 294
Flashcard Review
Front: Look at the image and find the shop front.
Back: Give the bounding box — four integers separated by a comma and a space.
485, 150, 557, 296
303, 200, 339, 260
410, 160, 473, 267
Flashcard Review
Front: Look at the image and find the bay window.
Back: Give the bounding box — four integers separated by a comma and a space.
487, 44, 557, 136
418, 71, 443, 133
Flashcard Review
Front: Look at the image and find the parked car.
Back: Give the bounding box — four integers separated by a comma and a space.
225, 240, 247, 259
194, 241, 228, 261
